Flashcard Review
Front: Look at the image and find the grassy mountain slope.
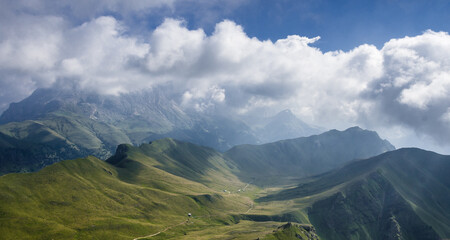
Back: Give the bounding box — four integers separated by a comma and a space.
259, 148, 450, 240
0, 113, 131, 175
1, 135, 448, 240
225, 126, 394, 186
0, 121, 86, 174
107, 138, 243, 190
0, 139, 253, 239
309, 172, 439, 240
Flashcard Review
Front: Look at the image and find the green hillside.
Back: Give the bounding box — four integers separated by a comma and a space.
259, 148, 450, 240
107, 138, 243, 190
225, 126, 394, 186
0, 139, 255, 239
0, 112, 131, 175
1, 135, 448, 240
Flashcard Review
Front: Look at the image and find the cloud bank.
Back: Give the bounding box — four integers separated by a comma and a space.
1, 2, 450, 151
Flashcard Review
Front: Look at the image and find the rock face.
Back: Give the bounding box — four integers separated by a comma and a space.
0, 87, 259, 148
0, 87, 192, 134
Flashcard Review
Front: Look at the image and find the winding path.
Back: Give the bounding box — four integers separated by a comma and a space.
243, 181, 252, 191
133, 220, 188, 240
245, 202, 254, 213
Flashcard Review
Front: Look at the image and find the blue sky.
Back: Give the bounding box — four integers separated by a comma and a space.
143, 0, 450, 51
1, 0, 450, 153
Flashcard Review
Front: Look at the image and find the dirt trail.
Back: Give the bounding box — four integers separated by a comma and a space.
133, 220, 187, 240
245, 202, 254, 214
243, 181, 252, 191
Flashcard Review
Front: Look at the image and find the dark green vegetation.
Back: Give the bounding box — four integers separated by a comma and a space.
261, 148, 450, 240
0, 114, 130, 175
0, 87, 323, 175
225, 126, 394, 186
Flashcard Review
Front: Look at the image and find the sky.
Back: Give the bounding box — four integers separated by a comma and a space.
0, 0, 450, 153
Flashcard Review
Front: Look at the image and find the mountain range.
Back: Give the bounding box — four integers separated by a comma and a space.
0, 87, 325, 175
1, 134, 448, 239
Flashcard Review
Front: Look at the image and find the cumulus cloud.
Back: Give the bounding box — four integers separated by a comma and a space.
0, 14, 151, 106
0, 12, 66, 110
362, 30, 450, 145
1, 2, 450, 150
146, 18, 206, 72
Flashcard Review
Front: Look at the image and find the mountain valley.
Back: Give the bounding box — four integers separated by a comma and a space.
1, 128, 448, 239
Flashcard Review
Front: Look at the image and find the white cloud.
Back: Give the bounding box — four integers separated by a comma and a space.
441, 108, 450, 123
146, 18, 206, 72
363, 30, 450, 148
59, 16, 150, 95
398, 72, 450, 109
1, 5, 450, 151
0, 14, 64, 72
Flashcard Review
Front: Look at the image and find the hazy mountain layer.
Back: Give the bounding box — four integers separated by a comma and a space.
225, 126, 395, 186
0, 87, 259, 149
0, 87, 329, 175
0, 87, 262, 174
256, 109, 324, 143
0, 88, 192, 134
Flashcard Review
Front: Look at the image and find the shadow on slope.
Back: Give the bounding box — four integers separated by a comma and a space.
258, 148, 450, 239
107, 138, 242, 190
